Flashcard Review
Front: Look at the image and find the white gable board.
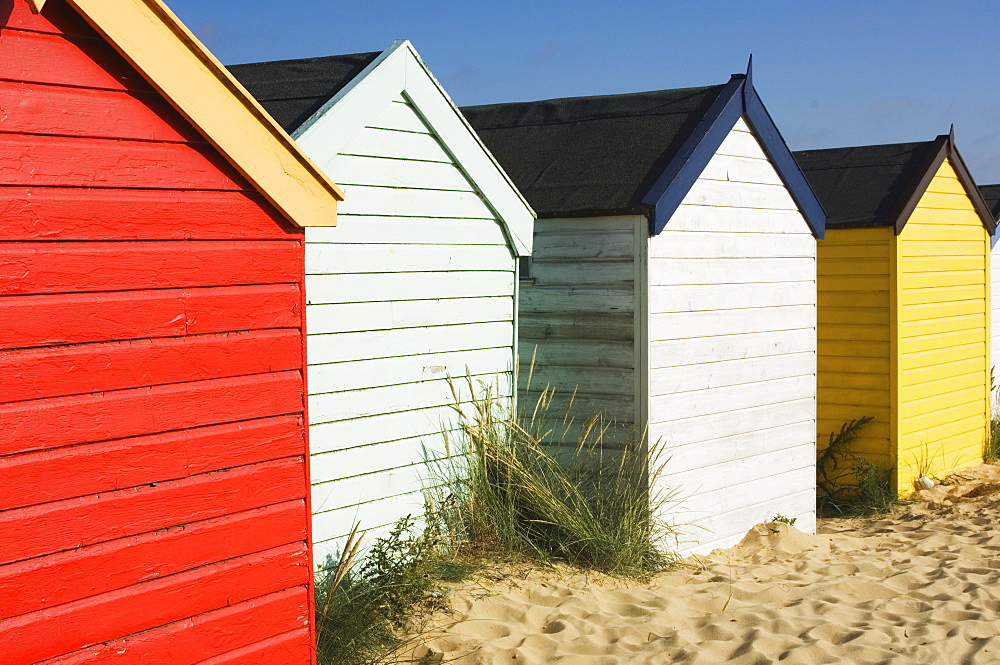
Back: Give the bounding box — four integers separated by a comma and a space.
645, 117, 817, 556
292, 43, 533, 561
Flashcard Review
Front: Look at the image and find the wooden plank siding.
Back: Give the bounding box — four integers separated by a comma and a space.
0, 4, 312, 663
646, 118, 818, 555
518, 215, 641, 447
815, 227, 894, 462
896, 159, 988, 490
304, 95, 516, 560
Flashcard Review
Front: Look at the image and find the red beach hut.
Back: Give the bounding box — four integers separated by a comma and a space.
0, 0, 344, 662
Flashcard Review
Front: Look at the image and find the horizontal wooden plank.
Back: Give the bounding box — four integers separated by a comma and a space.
520, 390, 635, 426
913, 191, 977, 212
897, 416, 987, 454
649, 328, 814, 368
0, 501, 305, 621
819, 258, 891, 276
339, 126, 452, 163
0, 544, 308, 665
309, 370, 512, 424
0, 187, 294, 241
649, 304, 815, 341
899, 240, 985, 258
655, 421, 815, 477
531, 231, 635, 260
306, 242, 513, 275
311, 465, 437, 519
195, 628, 312, 665
0, 29, 145, 91
900, 219, 985, 240
0, 329, 301, 403
900, 331, 984, 357
817, 307, 888, 326
0, 241, 300, 295
0, 81, 196, 142
336, 183, 496, 219
900, 344, 988, 373
520, 285, 634, 314
311, 431, 455, 485
679, 178, 799, 212
901, 371, 987, 403
648, 257, 816, 286
818, 275, 891, 292
307, 270, 513, 305
662, 448, 815, 515
818, 242, 890, 260
520, 311, 635, 342
324, 154, 471, 191
650, 398, 816, 453
680, 488, 817, 555
308, 320, 513, 365
651, 230, 815, 259
3, 1, 95, 36
307, 215, 507, 246
310, 346, 512, 395
901, 398, 986, 435
0, 371, 303, 457
0, 284, 301, 351
818, 370, 890, 391
697, 153, 783, 186
535, 215, 640, 234
899, 255, 985, 274
309, 399, 495, 455
0, 133, 244, 190
924, 173, 966, 196
529, 258, 635, 285
650, 375, 814, 421
817, 290, 890, 309
649, 352, 814, 397
518, 366, 634, 396
900, 313, 985, 339
518, 339, 634, 370
901, 298, 986, 323
0, 458, 306, 566
44, 589, 308, 665
648, 280, 814, 314
817, 355, 890, 375
820, 323, 890, 343
309, 296, 513, 336
818, 339, 890, 358
0, 416, 304, 511
313, 493, 430, 554
668, 206, 809, 234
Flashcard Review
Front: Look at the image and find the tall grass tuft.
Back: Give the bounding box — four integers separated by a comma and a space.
816, 416, 899, 516
432, 373, 678, 579
986, 368, 1000, 464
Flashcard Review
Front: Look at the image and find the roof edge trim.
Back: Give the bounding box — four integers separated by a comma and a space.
61, 0, 345, 227
293, 39, 536, 255
888, 133, 995, 235
640, 74, 826, 239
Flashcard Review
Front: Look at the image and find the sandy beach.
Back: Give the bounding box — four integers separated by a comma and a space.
408, 464, 1000, 664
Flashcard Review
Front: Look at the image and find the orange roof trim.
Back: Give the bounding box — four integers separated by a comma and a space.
29, 0, 344, 227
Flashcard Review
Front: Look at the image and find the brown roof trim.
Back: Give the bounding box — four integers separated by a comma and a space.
889, 130, 996, 235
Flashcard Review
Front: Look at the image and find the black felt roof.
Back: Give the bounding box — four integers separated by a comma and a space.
792, 142, 936, 229
980, 184, 1000, 220
228, 52, 381, 132
460, 85, 727, 217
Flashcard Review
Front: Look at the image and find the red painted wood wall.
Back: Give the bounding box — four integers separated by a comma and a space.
0, 1, 315, 662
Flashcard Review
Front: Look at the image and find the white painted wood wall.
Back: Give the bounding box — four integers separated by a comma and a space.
991, 239, 999, 403
646, 117, 817, 555
304, 94, 516, 563
518, 215, 643, 447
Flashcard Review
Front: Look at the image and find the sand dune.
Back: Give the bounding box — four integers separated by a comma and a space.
409, 464, 1000, 664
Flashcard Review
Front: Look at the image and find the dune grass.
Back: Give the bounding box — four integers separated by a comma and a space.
817, 416, 898, 516
431, 373, 679, 579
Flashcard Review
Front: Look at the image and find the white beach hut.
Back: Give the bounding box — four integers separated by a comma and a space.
463, 64, 826, 554
981, 185, 1000, 370
231, 41, 534, 560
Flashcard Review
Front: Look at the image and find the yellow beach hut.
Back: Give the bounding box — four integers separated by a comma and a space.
795, 132, 996, 494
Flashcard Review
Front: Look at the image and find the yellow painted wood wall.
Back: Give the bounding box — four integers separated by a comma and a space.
817, 227, 894, 464
896, 158, 988, 490
817, 159, 989, 496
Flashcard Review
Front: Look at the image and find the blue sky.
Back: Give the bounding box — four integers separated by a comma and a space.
171, 0, 1000, 183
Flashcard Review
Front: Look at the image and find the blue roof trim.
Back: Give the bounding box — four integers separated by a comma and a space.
742, 84, 826, 238
641, 67, 826, 239
641, 75, 744, 236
